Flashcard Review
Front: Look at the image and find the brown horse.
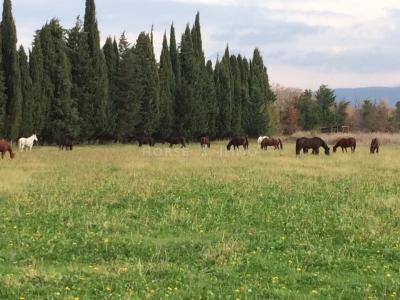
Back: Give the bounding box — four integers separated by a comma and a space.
370, 138, 380, 154
333, 137, 356, 153
167, 137, 186, 148
296, 137, 330, 156
138, 136, 155, 147
227, 136, 249, 151
200, 136, 210, 148
59, 136, 74, 151
0, 139, 15, 159
261, 138, 283, 151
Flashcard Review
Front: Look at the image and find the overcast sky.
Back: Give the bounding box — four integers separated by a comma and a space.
11, 0, 400, 89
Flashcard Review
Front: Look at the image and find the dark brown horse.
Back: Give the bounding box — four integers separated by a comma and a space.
370, 138, 380, 154
167, 137, 186, 148
296, 137, 330, 156
0, 139, 15, 159
59, 136, 74, 151
227, 136, 249, 151
200, 136, 210, 148
261, 138, 283, 151
138, 136, 155, 147
333, 137, 356, 153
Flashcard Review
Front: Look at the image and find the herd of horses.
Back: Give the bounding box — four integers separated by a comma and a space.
0, 134, 382, 160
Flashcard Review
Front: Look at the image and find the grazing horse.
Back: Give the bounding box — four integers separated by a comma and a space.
18, 134, 38, 152
138, 136, 155, 147
296, 137, 330, 156
258, 136, 269, 146
370, 138, 380, 154
227, 136, 249, 151
261, 138, 283, 151
200, 136, 211, 148
167, 137, 186, 148
333, 137, 356, 153
0, 139, 15, 159
59, 136, 74, 151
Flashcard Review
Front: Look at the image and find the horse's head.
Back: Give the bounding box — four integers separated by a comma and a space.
325, 147, 330, 155
333, 146, 337, 153
227, 143, 231, 151
33, 134, 38, 142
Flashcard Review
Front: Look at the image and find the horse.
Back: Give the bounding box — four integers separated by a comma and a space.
261, 138, 283, 151
370, 138, 380, 154
258, 136, 269, 146
138, 136, 155, 147
166, 137, 186, 148
227, 136, 249, 151
200, 136, 210, 148
333, 137, 356, 153
296, 137, 330, 156
18, 134, 38, 152
0, 139, 15, 159
59, 136, 74, 151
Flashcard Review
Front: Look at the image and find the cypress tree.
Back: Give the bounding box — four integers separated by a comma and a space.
18, 46, 33, 136
67, 17, 90, 141
135, 32, 159, 135
40, 20, 79, 142
83, 0, 109, 141
103, 36, 119, 140
169, 23, 182, 134
0, 49, 6, 137
230, 55, 242, 135
204, 60, 218, 138
1, 0, 22, 140
157, 33, 174, 139
114, 33, 141, 142
216, 47, 232, 137
248, 48, 274, 136
238, 55, 251, 133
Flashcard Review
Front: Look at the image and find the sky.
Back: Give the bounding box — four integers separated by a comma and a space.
11, 0, 400, 89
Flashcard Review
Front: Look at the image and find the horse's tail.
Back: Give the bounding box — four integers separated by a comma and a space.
245, 136, 249, 149
9, 148, 15, 159
353, 139, 357, 152
278, 138, 283, 150
295, 139, 301, 155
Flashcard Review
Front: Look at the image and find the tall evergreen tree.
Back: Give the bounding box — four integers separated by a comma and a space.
216, 47, 232, 137
1, 0, 22, 140
230, 55, 242, 135
18, 46, 33, 136
204, 60, 218, 138
247, 48, 274, 136
38, 20, 79, 142
82, 0, 109, 141
297, 89, 320, 130
316, 84, 336, 126
103, 36, 119, 140
157, 33, 174, 139
0, 39, 6, 137
114, 33, 141, 141
135, 32, 160, 135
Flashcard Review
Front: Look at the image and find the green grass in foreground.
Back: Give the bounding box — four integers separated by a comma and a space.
0, 142, 400, 299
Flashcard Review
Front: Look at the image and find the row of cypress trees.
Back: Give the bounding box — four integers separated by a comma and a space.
0, 0, 275, 143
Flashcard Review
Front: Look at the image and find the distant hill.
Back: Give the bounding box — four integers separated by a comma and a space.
334, 87, 400, 107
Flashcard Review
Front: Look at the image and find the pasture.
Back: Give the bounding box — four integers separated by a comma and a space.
0, 141, 400, 299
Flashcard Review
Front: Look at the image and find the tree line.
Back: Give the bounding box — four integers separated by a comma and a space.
0, 0, 275, 143
275, 84, 400, 134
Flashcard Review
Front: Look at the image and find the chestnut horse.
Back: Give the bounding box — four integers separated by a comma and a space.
261, 138, 283, 151
296, 137, 330, 156
200, 136, 210, 148
138, 136, 155, 147
370, 138, 380, 154
227, 136, 249, 151
333, 137, 356, 153
0, 139, 15, 159
167, 137, 186, 148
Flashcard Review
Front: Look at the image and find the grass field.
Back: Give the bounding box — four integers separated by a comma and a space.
1, 141, 400, 299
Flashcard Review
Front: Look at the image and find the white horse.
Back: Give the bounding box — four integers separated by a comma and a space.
19, 134, 38, 152
258, 136, 269, 145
